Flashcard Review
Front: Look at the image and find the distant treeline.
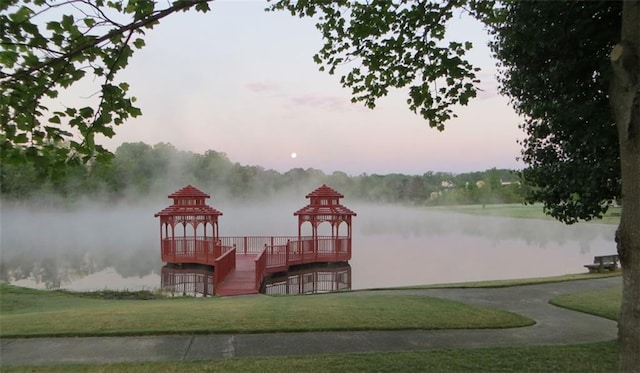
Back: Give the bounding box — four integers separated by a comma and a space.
0, 142, 524, 205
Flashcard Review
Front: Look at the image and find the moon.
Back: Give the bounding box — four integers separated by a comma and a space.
290, 152, 297, 159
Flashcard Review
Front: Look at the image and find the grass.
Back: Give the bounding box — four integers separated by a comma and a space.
0, 276, 623, 372
0, 341, 619, 373
393, 270, 622, 289
550, 286, 622, 321
0, 283, 532, 338
433, 203, 622, 225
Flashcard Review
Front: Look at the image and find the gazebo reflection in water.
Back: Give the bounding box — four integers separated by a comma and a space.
160, 263, 352, 297
155, 184, 356, 297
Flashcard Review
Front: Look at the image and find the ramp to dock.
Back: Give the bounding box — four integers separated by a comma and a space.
215, 254, 259, 296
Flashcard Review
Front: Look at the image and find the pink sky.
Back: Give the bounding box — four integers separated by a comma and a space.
91, 1, 525, 175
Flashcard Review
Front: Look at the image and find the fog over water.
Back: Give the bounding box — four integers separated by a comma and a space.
0, 197, 617, 292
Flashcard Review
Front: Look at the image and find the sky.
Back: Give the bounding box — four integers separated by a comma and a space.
93, 0, 525, 176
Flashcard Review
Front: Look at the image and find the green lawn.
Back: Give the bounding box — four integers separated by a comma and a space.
550, 286, 622, 321
0, 276, 622, 372
0, 284, 532, 338
396, 270, 622, 289
432, 203, 621, 225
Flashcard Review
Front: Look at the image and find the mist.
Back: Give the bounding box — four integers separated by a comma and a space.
0, 191, 616, 292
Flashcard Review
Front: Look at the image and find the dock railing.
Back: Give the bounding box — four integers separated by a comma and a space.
218, 236, 297, 254
213, 245, 236, 289
254, 249, 267, 291
163, 236, 350, 268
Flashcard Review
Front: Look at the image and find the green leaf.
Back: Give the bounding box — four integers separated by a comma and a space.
133, 38, 145, 49
79, 107, 94, 118
46, 21, 62, 32
9, 6, 32, 23
195, 2, 210, 12
107, 1, 122, 11
130, 106, 142, 117
14, 133, 28, 144
61, 14, 74, 30
0, 51, 19, 68
84, 18, 96, 28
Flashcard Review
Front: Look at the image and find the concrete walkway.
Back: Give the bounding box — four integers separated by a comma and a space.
0, 277, 621, 366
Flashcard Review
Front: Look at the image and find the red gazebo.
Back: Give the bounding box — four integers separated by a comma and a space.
154, 185, 223, 265
293, 184, 357, 259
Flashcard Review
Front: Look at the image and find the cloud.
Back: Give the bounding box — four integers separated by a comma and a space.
289, 93, 353, 111
244, 81, 280, 92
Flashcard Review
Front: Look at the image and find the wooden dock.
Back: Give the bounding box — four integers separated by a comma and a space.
215, 254, 260, 296
156, 185, 356, 297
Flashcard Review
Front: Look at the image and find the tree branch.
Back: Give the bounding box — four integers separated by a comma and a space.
6, 0, 212, 83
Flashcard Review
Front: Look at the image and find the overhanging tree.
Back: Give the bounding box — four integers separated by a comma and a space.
270, 0, 638, 369
1, 0, 213, 172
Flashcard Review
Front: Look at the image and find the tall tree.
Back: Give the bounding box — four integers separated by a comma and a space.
491, 2, 639, 369
609, 3, 640, 370
270, 0, 639, 369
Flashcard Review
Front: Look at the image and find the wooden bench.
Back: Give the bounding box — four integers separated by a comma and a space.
584, 255, 619, 273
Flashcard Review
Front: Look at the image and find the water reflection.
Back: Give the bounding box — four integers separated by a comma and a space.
161, 264, 214, 297
263, 263, 351, 295
157, 263, 352, 297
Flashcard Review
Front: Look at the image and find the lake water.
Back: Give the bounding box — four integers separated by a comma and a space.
0, 201, 617, 294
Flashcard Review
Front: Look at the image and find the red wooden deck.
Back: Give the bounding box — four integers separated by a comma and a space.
215, 254, 260, 296
160, 236, 352, 296
213, 238, 351, 296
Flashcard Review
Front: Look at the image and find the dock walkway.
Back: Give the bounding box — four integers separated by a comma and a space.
215, 254, 259, 296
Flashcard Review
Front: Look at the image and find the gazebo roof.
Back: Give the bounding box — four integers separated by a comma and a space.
304, 184, 344, 199
154, 204, 223, 217
294, 184, 356, 216
293, 204, 356, 216
154, 185, 222, 217
168, 185, 210, 199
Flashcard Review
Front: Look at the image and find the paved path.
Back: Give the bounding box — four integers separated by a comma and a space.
0, 277, 621, 366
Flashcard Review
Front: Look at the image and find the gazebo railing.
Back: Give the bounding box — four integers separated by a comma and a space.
262, 237, 351, 273
161, 237, 234, 265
